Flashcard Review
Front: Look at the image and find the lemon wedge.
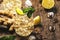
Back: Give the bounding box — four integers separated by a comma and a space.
16, 7, 24, 15
33, 16, 41, 25
42, 0, 55, 9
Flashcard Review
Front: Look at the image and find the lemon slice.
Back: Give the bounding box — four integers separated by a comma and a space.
16, 7, 24, 15
33, 16, 41, 25
42, 0, 55, 9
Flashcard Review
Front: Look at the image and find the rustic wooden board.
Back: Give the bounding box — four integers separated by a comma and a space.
30, 0, 60, 40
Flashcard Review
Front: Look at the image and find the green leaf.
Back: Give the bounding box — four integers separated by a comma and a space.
8, 35, 16, 40
23, 7, 35, 18
0, 36, 8, 40
27, 10, 33, 18
0, 35, 16, 40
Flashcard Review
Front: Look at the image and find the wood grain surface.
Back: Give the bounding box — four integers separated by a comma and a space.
32, 0, 60, 40
26, 0, 60, 40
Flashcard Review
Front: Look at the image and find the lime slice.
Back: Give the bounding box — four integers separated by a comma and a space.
16, 7, 24, 15
33, 16, 41, 25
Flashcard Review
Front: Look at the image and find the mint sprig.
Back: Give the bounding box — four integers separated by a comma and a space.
23, 7, 35, 18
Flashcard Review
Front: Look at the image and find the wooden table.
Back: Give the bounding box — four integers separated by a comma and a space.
31, 0, 60, 40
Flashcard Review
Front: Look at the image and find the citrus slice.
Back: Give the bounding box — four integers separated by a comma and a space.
16, 7, 24, 15
42, 0, 55, 9
33, 16, 41, 25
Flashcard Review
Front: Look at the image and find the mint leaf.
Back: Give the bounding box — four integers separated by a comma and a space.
23, 7, 35, 18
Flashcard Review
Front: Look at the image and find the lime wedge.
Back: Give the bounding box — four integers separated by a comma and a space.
33, 16, 41, 25
16, 7, 24, 15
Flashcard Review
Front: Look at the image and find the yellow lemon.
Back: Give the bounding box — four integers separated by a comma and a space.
33, 16, 41, 25
42, 0, 55, 9
16, 7, 24, 15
